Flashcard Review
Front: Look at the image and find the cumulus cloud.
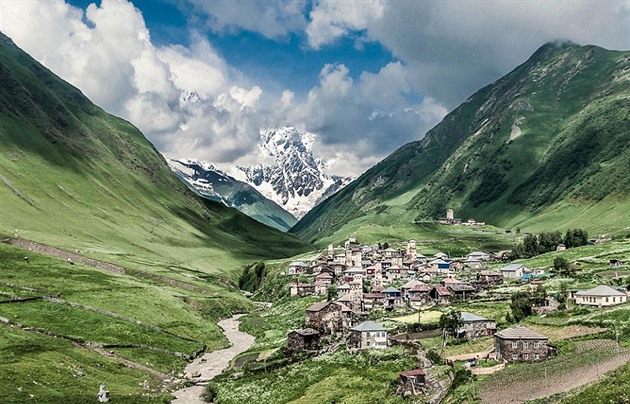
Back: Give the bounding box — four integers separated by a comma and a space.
306, 0, 630, 107
176, 0, 308, 39
1, 0, 627, 179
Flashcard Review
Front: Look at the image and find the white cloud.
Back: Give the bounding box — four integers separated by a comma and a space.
306, 0, 385, 49
178, 0, 308, 39
1, 0, 627, 180
306, 0, 630, 107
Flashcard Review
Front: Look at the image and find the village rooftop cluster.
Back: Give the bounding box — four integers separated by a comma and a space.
282, 235, 628, 397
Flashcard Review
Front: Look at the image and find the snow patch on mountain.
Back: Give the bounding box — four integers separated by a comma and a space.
235, 127, 353, 219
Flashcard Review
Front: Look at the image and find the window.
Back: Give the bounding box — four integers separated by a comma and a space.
512, 354, 518, 361
534, 353, 540, 360
533, 341, 540, 349
523, 353, 528, 360
613, 297, 616, 302
523, 341, 529, 349
512, 341, 518, 349
606, 297, 609, 303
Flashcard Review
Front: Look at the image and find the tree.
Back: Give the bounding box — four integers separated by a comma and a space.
439, 309, 463, 337
326, 285, 338, 302
557, 282, 569, 310
553, 257, 568, 271
532, 284, 547, 307
538, 231, 563, 254
382, 242, 390, 250
510, 291, 532, 322
564, 228, 589, 248
523, 234, 539, 258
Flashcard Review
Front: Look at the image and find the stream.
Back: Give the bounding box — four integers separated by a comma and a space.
171, 314, 255, 403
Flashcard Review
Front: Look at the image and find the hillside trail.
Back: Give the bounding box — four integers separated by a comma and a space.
171, 314, 255, 403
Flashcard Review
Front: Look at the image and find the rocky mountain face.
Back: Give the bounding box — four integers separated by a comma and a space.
291, 43, 630, 243
236, 127, 352, 219
169, 158, 297, 232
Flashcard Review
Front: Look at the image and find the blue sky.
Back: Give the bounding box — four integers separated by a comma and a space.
67, 0, 397, 96
1, 0, 628, 176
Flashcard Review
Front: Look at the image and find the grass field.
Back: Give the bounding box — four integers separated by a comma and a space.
210, 347, 417, 404
0, 324, 171, 403
389, 310, 443, 324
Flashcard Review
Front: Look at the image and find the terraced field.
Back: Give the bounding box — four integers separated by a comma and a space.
478, 339, 630, 403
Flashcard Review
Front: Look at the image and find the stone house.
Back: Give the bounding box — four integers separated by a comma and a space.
305, 301, 344, 336
362, 292, 385, 312
458, 312, 496, 340
429, 285, 452, 305
494, 326, 551, 362
575, 285, 628, 306
287, 328, 320, 354
290, 282, 315, 297
382, 286, 404, 309
463, 258, 483, 269
347, 321, 388, 351
398, 369, 426, 396
337, 283, 351, 296
477, 270, 503, 285
499, 264, 527, 279
313, 281, 327, 296
288, 261, 309, 275
447, 282, 476, 300
467, 251, 490, 261
315, 272, 334, 286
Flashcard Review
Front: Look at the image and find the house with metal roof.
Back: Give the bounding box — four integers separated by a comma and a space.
494, 326, 552, 362
458, 312, 496, 340
498, 263, 527, 279
347, 321, 388, 351
575, 285, 627, 307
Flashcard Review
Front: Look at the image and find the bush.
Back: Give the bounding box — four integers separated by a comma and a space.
426, 348, 445, 365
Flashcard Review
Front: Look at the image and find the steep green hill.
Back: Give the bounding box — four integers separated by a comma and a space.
291, 43, 630, 245
0, 31, 311, 274
0, 30, 315, 399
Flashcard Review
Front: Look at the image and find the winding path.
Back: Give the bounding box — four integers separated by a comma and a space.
171, 314, 255, 403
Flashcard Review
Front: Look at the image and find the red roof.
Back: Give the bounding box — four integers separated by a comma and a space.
433, 285, 451, 296
316, 273, 333, 279
442, 278, 461, 284
363, 293, 384, 299
401, 369, 425, 377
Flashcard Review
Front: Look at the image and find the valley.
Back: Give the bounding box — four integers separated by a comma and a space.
0, 14, 629, 404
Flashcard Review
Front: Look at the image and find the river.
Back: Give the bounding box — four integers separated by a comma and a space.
171, 314, 255, 403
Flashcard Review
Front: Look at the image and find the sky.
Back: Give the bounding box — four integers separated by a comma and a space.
0, 0, 628, 177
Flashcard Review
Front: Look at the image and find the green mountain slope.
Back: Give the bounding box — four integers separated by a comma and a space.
0, 31, 311, 272
0, 31, 313, 399
291, 43, 630, 244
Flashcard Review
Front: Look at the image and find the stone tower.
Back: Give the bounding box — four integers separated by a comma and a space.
446, 209, 454, 220
407, 240, 417, 259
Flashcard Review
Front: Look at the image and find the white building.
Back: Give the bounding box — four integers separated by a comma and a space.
575, 285, 627, 307
499, 264, 526, 279
347, 321, 388, 351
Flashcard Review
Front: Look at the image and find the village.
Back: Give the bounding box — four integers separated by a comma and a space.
279, 231, 630, 399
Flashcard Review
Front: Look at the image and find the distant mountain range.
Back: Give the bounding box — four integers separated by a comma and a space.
172, 127, 352, 229
292, 42, 630, 243
169, 158, 297, 231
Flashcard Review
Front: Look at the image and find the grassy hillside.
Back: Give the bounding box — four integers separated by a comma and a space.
0, 31, 312, 400
292, 43, 630, 244
0, 31, 311, 280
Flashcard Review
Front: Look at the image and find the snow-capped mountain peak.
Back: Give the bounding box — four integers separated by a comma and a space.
236, 127, 352, 219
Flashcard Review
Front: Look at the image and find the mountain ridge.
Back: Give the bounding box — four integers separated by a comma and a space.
291, 42, 630, 244
169, 158, 297, 231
